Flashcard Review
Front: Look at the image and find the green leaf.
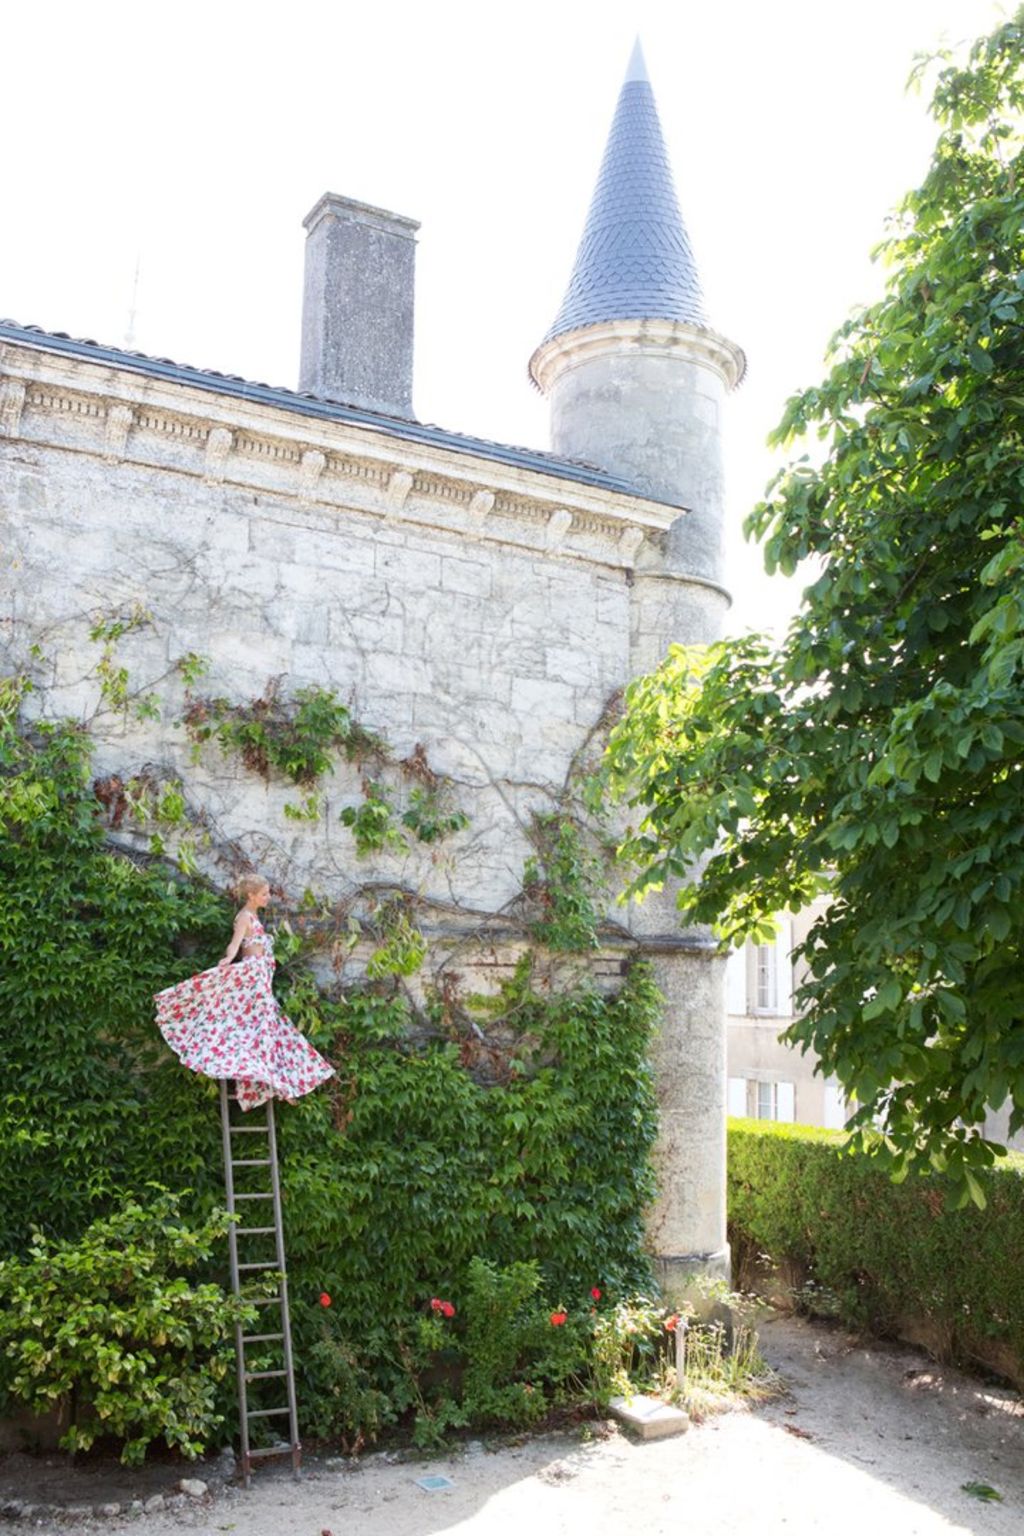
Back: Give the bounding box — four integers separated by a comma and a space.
961, 1482, 1002, 1502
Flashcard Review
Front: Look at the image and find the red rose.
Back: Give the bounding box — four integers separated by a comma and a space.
664, 1313, 680, 1332
319, 1292, 332, 1308
590, 1287, 602, 1301
550, 1311, 567, 1327
440, 1301, 456, 1319
430, 1297, 443, 1312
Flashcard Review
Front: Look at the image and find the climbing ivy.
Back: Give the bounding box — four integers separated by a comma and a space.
522, 813, 606, 952
340, 780, 406, 855
183, 681, 384, 786
89, 603, 157, 719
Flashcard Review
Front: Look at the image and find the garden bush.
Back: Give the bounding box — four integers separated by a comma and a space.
0, 1191, 248, 1462
728, 1119, 1024, 1384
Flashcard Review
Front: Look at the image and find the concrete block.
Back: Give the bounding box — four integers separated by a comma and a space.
608, 1394, 689, 1440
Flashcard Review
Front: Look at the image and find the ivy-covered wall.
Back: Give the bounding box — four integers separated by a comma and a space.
0, 683, 662, 1449
0, 329, 733, 1452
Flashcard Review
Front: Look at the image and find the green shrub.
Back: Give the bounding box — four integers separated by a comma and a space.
0, 1191, 249, 1462
728, 1119, 1024, 1382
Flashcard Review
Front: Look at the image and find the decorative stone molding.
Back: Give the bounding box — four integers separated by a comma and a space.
385, 469, 414, 516
203, 426, 233, 484
102, 403, 134, 463
0, 341, 683, 570
618, 526, 645, 564
0, 378, 26, 438
529, 317, 747, 395
545, 508, 573, 549
299, 448, 326, 498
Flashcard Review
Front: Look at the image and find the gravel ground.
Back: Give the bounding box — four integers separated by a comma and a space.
3, 1311, 1022, 1536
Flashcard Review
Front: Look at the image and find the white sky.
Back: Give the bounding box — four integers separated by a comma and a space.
2, 0, 1006, 635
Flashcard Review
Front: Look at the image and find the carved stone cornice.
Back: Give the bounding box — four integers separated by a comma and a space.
0, 340, 678, 572
529, 317, 747, 395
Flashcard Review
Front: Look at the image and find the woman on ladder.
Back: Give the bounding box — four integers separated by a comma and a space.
154, 873, 334, 1110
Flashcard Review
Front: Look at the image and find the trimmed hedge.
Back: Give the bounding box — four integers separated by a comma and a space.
728, 1119, 1024, 1385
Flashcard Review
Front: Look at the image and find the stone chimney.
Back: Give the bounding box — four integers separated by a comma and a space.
299, 193, 419, 419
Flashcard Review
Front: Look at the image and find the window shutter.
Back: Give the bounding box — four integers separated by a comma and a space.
726, 947, 748, 1014
775, 917, 793, 1015
727, 1077, 748, 1117
823, 1079, 846, 1129
777, 1080, 796, 1122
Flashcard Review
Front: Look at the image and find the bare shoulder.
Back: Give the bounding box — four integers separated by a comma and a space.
234, 907, 253, 928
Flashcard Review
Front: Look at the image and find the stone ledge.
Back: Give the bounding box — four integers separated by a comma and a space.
608, 1394, 690, 1440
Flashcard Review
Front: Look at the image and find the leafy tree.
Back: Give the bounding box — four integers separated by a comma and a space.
603, 11, 1024, 1203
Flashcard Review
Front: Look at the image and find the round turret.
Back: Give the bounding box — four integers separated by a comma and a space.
529, 39, 744, 597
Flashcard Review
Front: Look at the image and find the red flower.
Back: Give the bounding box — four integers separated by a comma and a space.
430, 1297, 442, 1312
664, 1313, 680, 1332
550, 1311, 567, 1327
590, 1287, 602, 1301
319, 1292, 332, 1308
441, 1301, 456, 1318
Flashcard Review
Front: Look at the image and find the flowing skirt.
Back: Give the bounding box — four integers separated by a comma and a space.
154, 957, 334, 1111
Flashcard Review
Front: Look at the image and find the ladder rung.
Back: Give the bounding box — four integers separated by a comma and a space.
247, 1406, 291, 1419
234, 1192, 274, 1201
232, 1158, 272, 1167
248, 1443, 295, 1459
230, 1125, 270, 1135
248, 1296, 283, 1307
238, 1226, 277, 1236
238, 1262, 280, 1272
242, 1332, 285, 1345
246, 1369, 287, 1381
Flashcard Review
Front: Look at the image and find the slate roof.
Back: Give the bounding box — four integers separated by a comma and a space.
535, 39, 707, 356
0, 319, 679, 508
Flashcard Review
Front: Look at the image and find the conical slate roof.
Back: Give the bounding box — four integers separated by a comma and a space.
538, 39, 706, 349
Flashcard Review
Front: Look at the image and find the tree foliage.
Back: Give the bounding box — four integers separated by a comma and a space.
604, 12, 1024, 1197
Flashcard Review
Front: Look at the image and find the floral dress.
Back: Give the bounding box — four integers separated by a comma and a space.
154, 913, 334, 1111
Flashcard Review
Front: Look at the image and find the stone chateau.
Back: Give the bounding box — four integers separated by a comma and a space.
0, 41, 744, 1291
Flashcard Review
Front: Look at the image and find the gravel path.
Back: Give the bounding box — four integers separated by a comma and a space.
4, 1312, 1022, 1536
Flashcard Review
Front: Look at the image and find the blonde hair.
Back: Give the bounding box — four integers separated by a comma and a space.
235, 873, 269, 900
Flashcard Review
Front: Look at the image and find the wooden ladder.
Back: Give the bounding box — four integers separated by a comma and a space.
219, 1080, 301, 1487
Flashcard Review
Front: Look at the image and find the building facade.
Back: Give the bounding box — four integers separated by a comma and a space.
0, 43, 746, 1288
726, 906, 850, 1130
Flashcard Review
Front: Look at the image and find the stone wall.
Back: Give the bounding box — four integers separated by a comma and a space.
0, 332, 730, 1284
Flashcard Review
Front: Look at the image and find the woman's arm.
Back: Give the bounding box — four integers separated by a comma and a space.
218, 910, 251, 967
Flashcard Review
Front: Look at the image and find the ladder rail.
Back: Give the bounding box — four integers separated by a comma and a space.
219, 1080, 252, 1485
220, 1082, 302, 1488
266, 1098, 302, 1478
